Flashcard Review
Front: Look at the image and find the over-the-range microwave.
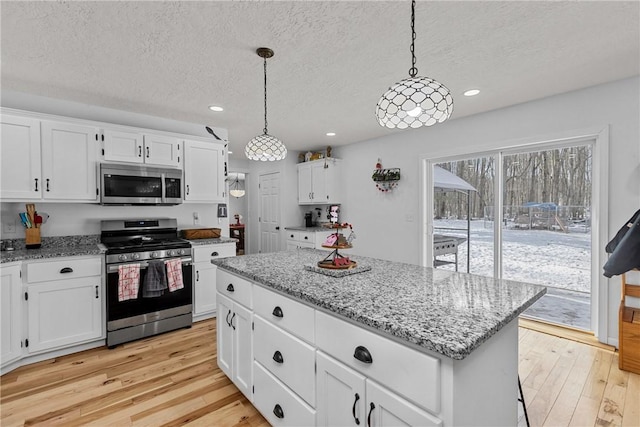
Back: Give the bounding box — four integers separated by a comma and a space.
99, 163, 182, 205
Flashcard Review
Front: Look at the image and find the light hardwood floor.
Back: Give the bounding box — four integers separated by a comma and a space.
1, 318, 638, 426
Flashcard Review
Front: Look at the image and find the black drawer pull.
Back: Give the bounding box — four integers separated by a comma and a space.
226, 284, 234, 292
272, 306, 283, 318
352, 393, 361, 425
272, 350, 284, 364
226, 309, 232, 327
354, 346, 373, 364
60, 267, 74, 274
273, 404, 284, 419
367, 402, 375, 427
211, 251, 219, 257
230, 312, 236, 330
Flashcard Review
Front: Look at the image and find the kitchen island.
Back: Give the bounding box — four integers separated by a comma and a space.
212, 249, 545, 426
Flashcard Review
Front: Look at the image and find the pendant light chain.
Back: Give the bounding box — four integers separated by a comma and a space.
263, 56, 268, 135
409, 0, 417, 78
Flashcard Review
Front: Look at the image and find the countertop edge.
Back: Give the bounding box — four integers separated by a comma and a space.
213, 260, 547, 360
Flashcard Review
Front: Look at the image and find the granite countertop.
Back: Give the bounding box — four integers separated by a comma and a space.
1, 235, 104, 263
188, 237, 237, 246
212, 250, 546, 360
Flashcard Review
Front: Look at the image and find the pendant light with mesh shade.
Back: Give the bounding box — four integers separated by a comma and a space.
376, 1, 453, 129
245, 48, 287, 161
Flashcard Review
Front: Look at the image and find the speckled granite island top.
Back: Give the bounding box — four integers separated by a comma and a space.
212, 249, 546, 360
188, 237, 237, 246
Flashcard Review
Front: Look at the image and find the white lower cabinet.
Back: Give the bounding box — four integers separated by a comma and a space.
1, 263, 22, 368
317, 351, 441, 427
253, 362, 316, 426
25, 257, 103, 354
217, 293, 252, 400
193, 243, 235, 321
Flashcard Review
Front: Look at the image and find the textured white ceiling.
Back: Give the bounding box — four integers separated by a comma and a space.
2, 1, 639, 157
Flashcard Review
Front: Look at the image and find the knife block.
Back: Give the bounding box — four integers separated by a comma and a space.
25, 228, 41, 249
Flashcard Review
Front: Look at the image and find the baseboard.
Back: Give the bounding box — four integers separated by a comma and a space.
518, 318, 616, 352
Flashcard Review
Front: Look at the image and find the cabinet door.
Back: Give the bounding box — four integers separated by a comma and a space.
194, 264, 217, 316
0, 115, 41, 199
27, 277, 102, 353
217, 293, 233, 378
143, 134, 181, 167
310, 161, 328, 203
366, 380, 442, 427
297, 163, 313, 204
324, 160, 342, 204
1, 264, 22, 367
317, 351, 366, 427
103, 129, 143, 163
41, 121, 98, 201
233, 302, 253, 399
184, 140, 224, 202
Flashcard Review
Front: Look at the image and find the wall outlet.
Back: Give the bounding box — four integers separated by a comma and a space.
193, 212, 200, 225
2, 220, 16, 233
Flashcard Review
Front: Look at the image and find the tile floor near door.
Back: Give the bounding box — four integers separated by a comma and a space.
1, 318, 638, 426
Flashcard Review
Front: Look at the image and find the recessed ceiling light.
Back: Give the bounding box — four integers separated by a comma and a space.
326, 132, 336, 136
463, 89, 480, 97
208, 105, 224, 112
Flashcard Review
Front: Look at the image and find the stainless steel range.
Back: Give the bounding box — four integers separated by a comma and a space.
101, 218, 193, 347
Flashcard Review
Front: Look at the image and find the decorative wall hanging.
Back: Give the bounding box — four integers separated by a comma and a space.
376, 0, 453, 129
372, 158, 401, 192
245, 47, 287, 161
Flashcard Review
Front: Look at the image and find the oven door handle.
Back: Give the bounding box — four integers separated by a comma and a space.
107, 257, 193, 273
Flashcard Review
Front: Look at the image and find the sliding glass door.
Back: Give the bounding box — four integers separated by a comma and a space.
424, 141, 595, 332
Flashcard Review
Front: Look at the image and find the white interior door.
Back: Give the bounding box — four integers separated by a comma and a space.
259, 172, 281, 253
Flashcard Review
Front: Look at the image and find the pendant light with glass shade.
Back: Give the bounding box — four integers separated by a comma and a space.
376, 1, 453, 129
245, 47, 287, 161
229, 173, 245, 198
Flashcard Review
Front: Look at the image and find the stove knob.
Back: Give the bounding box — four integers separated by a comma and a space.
132, 253, 140, 260
178, 249, 185, 255
151, 252, 159, 258
167, 250, 175, 257
118, 254, 127, 261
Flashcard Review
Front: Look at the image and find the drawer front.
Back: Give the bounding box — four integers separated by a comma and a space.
254, 315, 316, 406
216, 269, 252, 308
316, 310, 440, 414
297, 232, 314, 244
27, 256, 102, 283
253, 361, 316, 427
193, 243, 235, 263
254, 285, 315, 343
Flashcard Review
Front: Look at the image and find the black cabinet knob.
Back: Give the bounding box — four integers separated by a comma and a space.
272, 306, 283, 318
354, 346, 373, 364
273, 404, 284, 419
226, 284, 234, 292
272, 350, 284, 364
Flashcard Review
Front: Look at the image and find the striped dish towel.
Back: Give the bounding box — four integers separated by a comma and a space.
165, 258, 184, 292
118, 263, 140, 301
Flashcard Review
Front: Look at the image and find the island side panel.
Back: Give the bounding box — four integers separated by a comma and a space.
440, 320, 519, 426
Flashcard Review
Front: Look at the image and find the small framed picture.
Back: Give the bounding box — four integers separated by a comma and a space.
217, 203, 228, 218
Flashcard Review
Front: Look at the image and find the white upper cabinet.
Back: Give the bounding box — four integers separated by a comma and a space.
103, 129, 144, 164
1, 116, 99, 202
0, 115, 42, 199
103, 130, 181, 168
183, 139, 226, 202
41, 121, 99, 201
297, 158, 342, 205
143, 134, 181, 167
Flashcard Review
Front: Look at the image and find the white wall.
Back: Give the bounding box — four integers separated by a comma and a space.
332, 76, 639, 346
